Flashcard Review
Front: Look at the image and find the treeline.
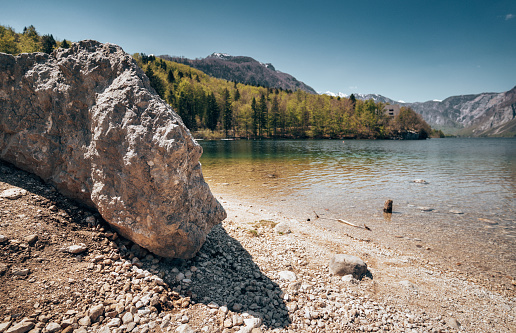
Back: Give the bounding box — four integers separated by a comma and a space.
0, 24, 70, 54
0, 24, 438, 140
134, 54, 439, 139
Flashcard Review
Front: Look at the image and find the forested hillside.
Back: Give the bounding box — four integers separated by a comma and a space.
134, 53, 435, 139
160, 53, 317, 94
0, 24, 435, 140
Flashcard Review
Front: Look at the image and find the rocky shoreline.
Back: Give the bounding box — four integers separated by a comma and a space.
1, 160, 515, 332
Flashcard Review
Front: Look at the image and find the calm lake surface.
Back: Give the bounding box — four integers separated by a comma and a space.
199, 138, 516, 279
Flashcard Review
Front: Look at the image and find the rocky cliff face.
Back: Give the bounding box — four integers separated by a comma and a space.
160, 53, 317, 94
408, 86, 516, 136
0, 40, 226, 258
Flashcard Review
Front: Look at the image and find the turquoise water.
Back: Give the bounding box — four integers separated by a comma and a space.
200, 138, 516, 277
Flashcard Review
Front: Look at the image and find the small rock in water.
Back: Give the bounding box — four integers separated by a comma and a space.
449, 210, 464, 214
412, 179, 428, 184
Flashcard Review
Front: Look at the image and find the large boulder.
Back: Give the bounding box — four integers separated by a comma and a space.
0, 40, 226, 258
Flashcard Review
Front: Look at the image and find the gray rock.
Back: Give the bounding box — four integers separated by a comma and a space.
12, 268, 30, 276
0, 322, 12, 333
89, 304, 105, 322
64, 244, 88, 254
274, 222, 291, 234
278, 270, 297, 281
176, 324, 196, 333
243, 318, 262, 329
44, 323, 61, 333
73, 328, 88, 333
0, 188, 27, 200
329, 254, 367, 278
121, 312, 133, 324
446, 317, 461, 330
106, 318, 121, 328
0, 40, 226, 259
24, 235, 38, 245
77, 316, 91, 327
0, 263, 8, 275
5, 320, 33, 333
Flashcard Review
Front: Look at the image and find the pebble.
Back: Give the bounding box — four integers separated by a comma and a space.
0, 188, 27, 200
24, 235, 38, 245
278, 271, 297, 281
44, 323, 61, 333
64, 244, 88, 254
176, 324, 196, 333
78, 316, 91, 327
5, 319, 33, 333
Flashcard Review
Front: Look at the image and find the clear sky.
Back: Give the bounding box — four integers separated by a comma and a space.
1, 0, 515, 102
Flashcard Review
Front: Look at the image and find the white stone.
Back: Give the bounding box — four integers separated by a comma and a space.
278, 270, 297, 281
0, 188, 27, 200
176, 324, 196, 333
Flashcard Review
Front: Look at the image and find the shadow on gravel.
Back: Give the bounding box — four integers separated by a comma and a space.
160, 225, 292, 329
0, 160, 291, 329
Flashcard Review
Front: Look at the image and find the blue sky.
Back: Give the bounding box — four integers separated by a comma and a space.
1, 0, 515, 102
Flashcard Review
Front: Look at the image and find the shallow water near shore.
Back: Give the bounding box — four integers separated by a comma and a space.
199, 138, 516, 283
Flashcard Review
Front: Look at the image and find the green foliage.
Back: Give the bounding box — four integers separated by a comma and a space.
61, 39, 70, 49
132, 53, 434, 140
41, 34, 56, 53
0, 25, 19, 54
0, 24, 71, 55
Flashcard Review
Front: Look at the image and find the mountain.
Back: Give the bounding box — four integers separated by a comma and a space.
322, 91, 399, 104
324, 87, 516, 137
401, 87, 515, 136
159, 53, 317, 94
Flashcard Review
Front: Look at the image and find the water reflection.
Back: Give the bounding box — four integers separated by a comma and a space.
200, 138, 516, 277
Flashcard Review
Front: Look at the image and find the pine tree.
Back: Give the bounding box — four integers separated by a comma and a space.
270, 96, 280, 137
251, 97, 258, 138
206, 92, 220, 131
41, 34, 56, 54
222, 88, 233, 137
167, 69, 175, 83
258, 94, 268, 137
61, 39, 70, 49
234, 88, 241, 102
145, 66, 165, 98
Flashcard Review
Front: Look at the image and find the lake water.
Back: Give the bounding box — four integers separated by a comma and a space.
199, 138, 516, 281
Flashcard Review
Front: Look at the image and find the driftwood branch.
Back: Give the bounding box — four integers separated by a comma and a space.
337, 219, 371, 231
313, 211, 371, 231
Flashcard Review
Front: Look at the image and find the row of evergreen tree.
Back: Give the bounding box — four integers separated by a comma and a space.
135, 53, 437, 140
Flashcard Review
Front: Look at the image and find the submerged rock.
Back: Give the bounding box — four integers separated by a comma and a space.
0, 40, 226, 258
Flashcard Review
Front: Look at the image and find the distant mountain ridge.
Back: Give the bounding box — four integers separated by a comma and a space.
324, 87, 516, 137
159, 53, 317, 94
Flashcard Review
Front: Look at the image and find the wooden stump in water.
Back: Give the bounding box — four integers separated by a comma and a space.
383, 199, 393, 213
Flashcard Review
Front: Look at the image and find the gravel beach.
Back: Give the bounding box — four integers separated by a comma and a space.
1, 160, 515, 332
